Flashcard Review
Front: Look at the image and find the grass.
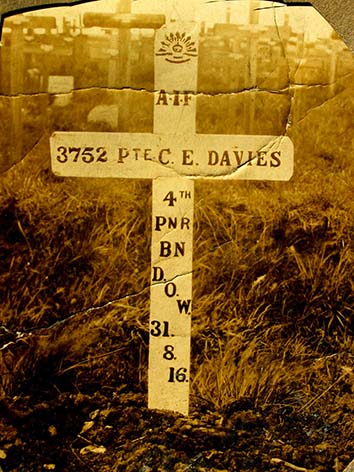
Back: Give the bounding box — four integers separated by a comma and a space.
0, 59, 354, 418
191, 167, 354, 410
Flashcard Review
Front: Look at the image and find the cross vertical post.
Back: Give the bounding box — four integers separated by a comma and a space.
106, 0, 132, 130
117, 0, 131, 131
148, 15, 199, 414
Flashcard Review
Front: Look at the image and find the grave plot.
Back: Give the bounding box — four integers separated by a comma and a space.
50, 4, 293, 415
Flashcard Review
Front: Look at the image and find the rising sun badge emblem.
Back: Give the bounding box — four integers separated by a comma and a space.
156, 32, 198, 64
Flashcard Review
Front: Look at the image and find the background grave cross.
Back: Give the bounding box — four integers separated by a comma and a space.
50, 0, 294, 416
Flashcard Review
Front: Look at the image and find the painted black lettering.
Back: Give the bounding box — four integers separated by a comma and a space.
183, 91, 193, 105
118, 148, 129, 163
152, 266, 164, 282
256, 151, 268, 166
181, 217, 190, 230
208, 150, 218, 165
177, 299, 192, 314
233, 150, 244, 167
159, 149, 171, 165
220, 151, 231, 166
156, 89, 168, 105
182, 150, 194, 165
270, 151, 281, 167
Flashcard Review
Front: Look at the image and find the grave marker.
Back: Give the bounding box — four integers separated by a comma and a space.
48, 76, 74, 95
48, 75, 74, 106
50, 1, 294, 416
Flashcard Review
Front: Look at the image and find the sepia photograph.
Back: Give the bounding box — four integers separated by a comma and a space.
0, 0, 354, 470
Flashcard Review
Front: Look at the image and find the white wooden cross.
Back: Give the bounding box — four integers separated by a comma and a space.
50, 0, 293, 416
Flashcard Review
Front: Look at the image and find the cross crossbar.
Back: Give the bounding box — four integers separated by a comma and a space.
83, 12, 166, 29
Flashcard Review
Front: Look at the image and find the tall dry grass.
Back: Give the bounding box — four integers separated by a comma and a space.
0, 68, 354, 414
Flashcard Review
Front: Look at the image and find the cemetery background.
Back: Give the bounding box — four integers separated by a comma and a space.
0, 1, 354, 470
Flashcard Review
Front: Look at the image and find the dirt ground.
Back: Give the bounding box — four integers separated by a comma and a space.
1, 374, 354, 472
